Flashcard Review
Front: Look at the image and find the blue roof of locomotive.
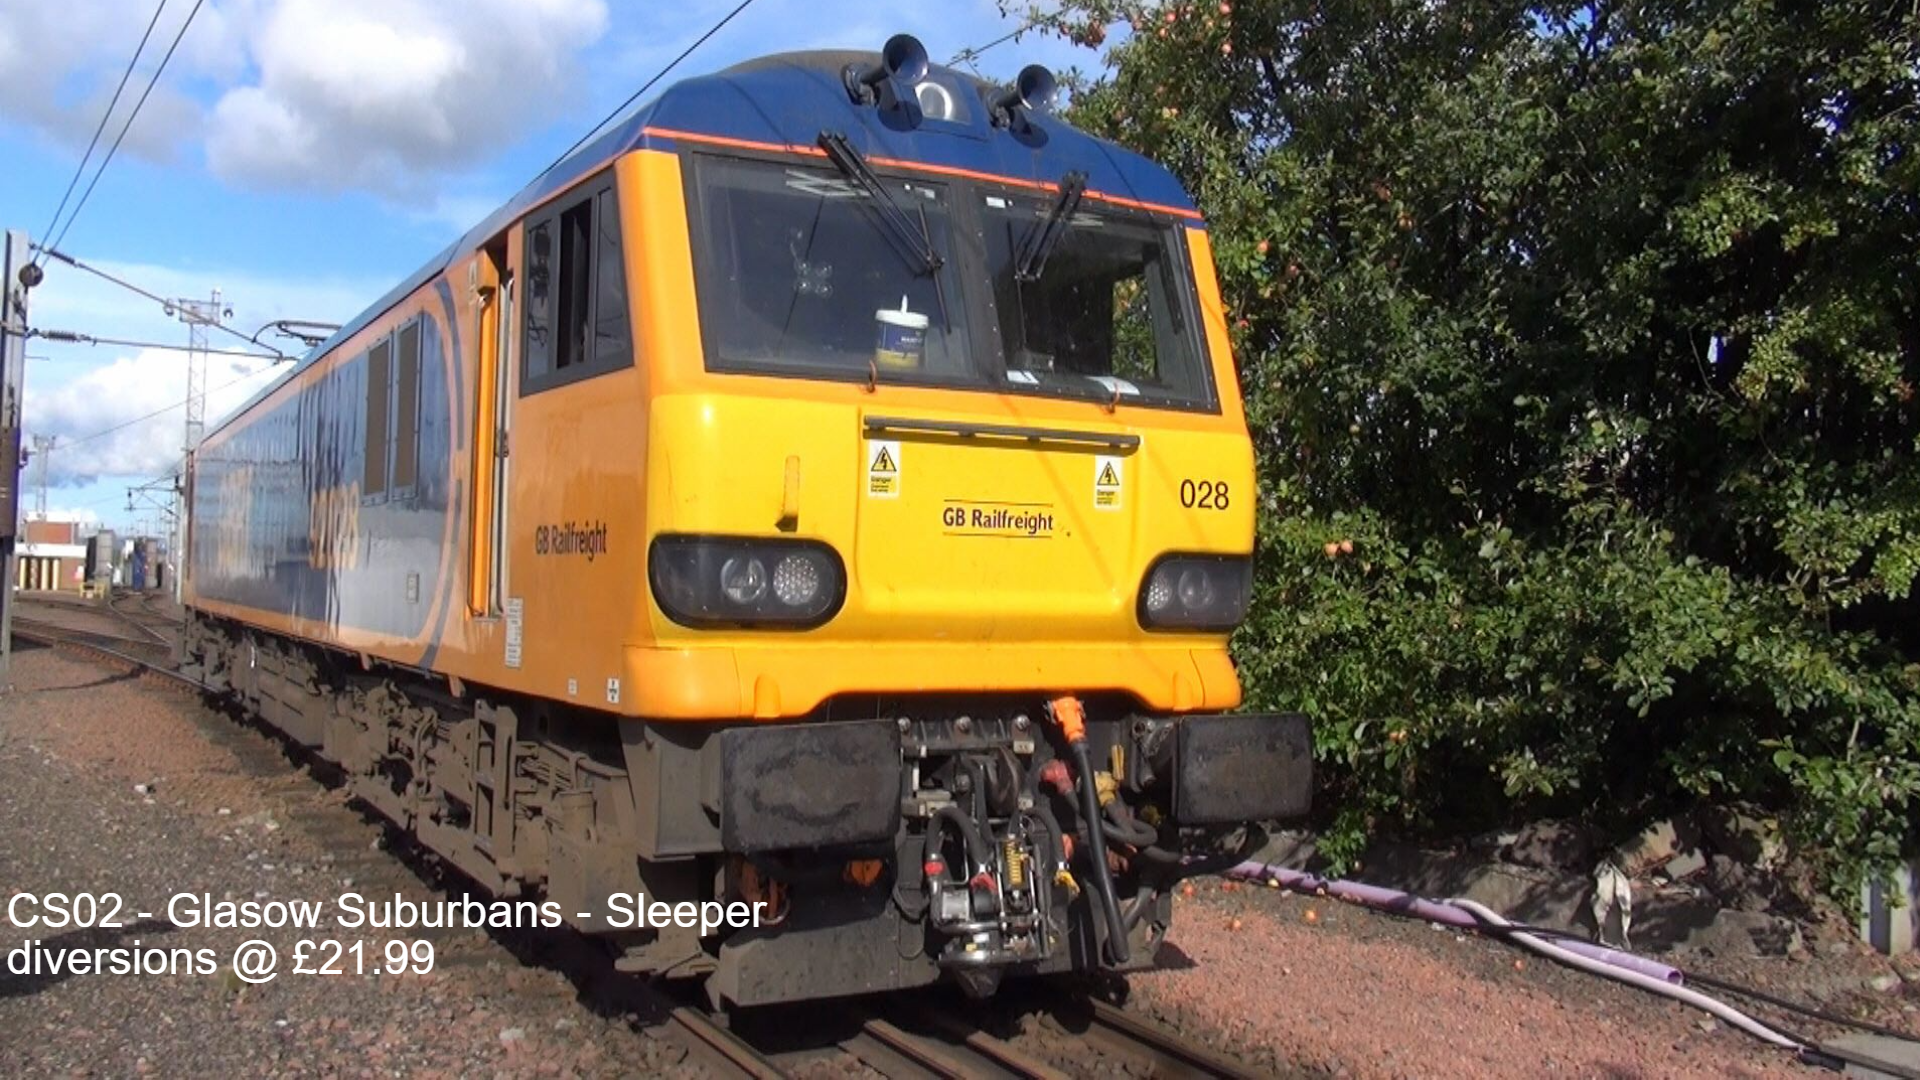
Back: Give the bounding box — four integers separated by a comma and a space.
221, 49, 1200, 434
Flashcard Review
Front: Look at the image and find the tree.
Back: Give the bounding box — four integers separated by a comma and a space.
1035, 0, 1920, 899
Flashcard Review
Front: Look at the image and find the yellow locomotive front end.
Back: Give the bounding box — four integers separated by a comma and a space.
637, 151, 1258, 719
170, 35, 1311, 1012
595, 43, 1315, 1006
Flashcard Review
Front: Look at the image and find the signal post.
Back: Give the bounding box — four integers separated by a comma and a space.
0, 231, 32, 688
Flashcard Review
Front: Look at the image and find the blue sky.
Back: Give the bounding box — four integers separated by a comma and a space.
0, 0, 1127, 537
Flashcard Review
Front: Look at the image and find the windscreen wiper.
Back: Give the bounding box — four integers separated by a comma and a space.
1016, 170, 1088, 282
817, 131, 943, 275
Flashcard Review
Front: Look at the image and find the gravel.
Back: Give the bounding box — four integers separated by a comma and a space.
0, 642, 695, 1078
1126, 879, 1821, 1078
5, 622, 1911, 1079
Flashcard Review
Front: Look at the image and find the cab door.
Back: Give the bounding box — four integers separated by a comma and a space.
468, 235, 515, 620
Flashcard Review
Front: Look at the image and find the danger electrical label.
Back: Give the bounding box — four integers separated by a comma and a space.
866, 440, 900, 498
1094, 455, 1124, 510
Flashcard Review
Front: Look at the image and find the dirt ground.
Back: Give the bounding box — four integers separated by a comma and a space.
1, 631, 1913, 1078
0, 641, 692, 1077
1127, 878, 1913, 1078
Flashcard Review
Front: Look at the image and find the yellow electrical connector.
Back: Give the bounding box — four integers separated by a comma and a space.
1054, 868, 1081, 897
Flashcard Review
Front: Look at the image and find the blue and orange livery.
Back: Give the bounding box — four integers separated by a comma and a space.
181, 38, 1312, 1007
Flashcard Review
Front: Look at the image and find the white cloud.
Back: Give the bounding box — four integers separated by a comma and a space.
23, 256, 386, 487
1, 0, 608, 198
206, 0, 609, 197
4, 0, 1111, 206
26, 346, 286, 487
0, 0, 236, 164
39, 506, 105, 527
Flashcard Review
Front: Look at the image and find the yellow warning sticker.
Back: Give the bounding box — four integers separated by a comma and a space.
1094, 455, 1123, 510
867, 440, 900, 498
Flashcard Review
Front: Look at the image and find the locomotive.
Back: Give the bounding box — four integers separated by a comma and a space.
179, 34, 1313, 1007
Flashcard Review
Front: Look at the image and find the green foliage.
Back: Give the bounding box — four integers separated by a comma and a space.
1027, 0, 1920, 901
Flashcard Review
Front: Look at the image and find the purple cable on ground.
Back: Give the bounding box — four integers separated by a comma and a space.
1229, 860, 1683, 985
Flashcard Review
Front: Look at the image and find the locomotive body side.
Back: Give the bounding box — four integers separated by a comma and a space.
181, 46, 1312, 1008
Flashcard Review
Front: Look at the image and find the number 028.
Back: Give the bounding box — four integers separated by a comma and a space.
1179, 479, 1229, 510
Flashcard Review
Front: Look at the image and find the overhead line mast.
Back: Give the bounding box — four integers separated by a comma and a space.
169, 289, 228, 601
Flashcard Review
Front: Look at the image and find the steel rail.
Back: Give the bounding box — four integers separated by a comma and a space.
667, 1005, 792, 1080
105, 591, 177, 646
1082, 998, 1265, 1079
854, 1016, 1030, 1079
9, 619, 198, 691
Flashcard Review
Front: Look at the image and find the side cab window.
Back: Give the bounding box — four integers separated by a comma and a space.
361, 317, 424, 504
523, 170, 633, 394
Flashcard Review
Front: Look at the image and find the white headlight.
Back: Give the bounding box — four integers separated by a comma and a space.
1177, 566, 1217, 609
719, 556, 767, 604
771, 553, 821, 607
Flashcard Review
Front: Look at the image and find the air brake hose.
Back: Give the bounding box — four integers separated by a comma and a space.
929, 803, 991, 870
959, 757, 992, 827
1102, 801, 1160, 847
1048, 696, 1130, 965
1021, 760, 1068, 867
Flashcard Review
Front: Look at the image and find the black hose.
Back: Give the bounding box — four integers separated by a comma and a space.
988, 747, 1021, 815
1477, 917, 1917, 1048
1131, 825, 1267, 877
959, 757, 991, 828
1022, 755, 1068, 867
1122, 885, 1160, 931
1029, 792, 1068, 870
1070, 740, 1130, 964
1102, 801, 1159, 846
1684, 970, 1918, 1044
892, 830, 930, 920
928, 803, 991, 869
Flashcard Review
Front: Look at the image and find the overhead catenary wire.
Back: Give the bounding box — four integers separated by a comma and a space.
535, 0, 760, 181
41, 0, 207, 261
28, 244, 291, 360
948, 5, 1059, 71
27, 357, 279, 516
27, 327, 286, 363
52, 362, 281, 451
33, 0, 171, 271
69, 470, 181, 512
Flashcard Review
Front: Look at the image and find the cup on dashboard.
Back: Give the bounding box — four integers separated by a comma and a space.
874, 306, 929, 370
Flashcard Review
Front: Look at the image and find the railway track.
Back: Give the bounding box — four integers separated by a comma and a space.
10, 613, 183, 674
6, 609, 1267, 1080
829, 993, 1268, 1080
107, 588, 182, 646
1076, 997, 1267, 1078
845, 1009, 1074, 1079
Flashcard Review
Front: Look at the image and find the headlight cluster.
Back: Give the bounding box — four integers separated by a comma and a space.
1137, 554, 1251, 632
649, 536, 846, 629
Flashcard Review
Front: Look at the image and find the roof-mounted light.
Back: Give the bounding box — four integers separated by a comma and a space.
843, 34, 930, 106
989, 64, 1057, 129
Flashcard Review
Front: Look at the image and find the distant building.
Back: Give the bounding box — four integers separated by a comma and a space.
16, 515, 91, 592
